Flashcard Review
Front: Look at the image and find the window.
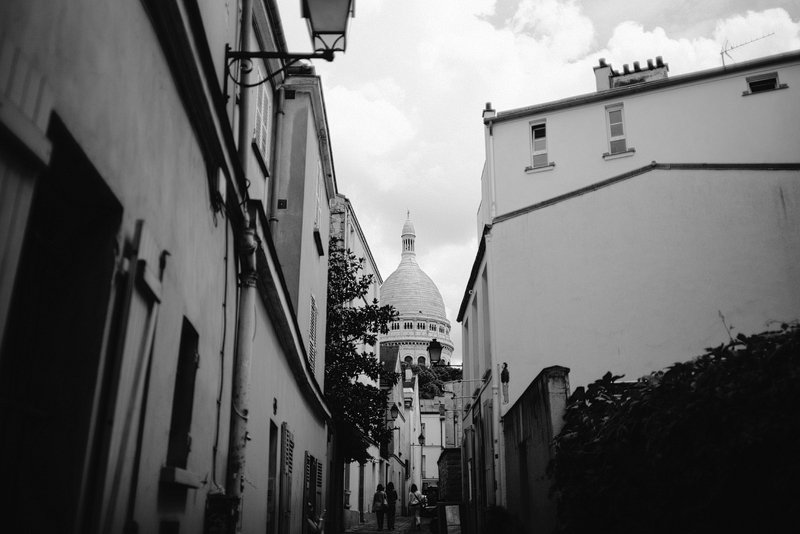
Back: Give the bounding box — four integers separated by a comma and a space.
429, 324, 436, 332
418, 356, 426, 366
404, 322, 413, 330
530, 121, 548, 169
308, 295, 318, 371
743, 72, 787, 95
417, 322, 425, 330
606, 104, 627, 154
166, 318, 199, 469
253, 65, 274, 170
404, 356, 414, 365
391, 322, 400, 331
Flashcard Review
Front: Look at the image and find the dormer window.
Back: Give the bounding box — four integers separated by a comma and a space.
742, 72, 788, 96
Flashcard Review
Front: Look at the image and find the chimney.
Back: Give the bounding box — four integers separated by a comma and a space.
482, 101, 496, 120
633, 61, 641, 72
593, 57, 612, 91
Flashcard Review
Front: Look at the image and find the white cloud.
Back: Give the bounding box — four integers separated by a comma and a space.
511, 0, 596, 61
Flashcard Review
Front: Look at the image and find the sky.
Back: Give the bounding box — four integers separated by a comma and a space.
277, 0, 800, 364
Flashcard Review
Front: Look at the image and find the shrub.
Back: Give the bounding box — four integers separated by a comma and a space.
549, 324, 800, 533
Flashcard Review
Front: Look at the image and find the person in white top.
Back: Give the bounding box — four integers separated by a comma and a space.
408, 483, 424, 530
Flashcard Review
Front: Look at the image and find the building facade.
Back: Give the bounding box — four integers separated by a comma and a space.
0, 1, 347, 533
459, 50, 800, 532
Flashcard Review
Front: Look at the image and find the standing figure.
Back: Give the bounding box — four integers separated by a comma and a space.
408, 483, 423, 530
385, 481, 398, 530
501, 362, 510, 404
372, 483, 388, 531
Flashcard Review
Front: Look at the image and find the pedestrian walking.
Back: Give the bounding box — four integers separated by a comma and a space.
385, 481, 398, 530
408, 483, 424, 530
372, 483, 388, 531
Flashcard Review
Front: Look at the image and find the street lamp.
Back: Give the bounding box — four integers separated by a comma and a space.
427, 339, 443, 365
224, 0, 355, 89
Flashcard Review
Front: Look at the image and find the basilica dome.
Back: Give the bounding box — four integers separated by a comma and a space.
380, 214, 453, 366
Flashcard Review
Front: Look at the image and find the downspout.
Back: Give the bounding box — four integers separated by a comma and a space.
227, 0, 258, 520
268, 87, 286, 235
484, 232, 506, 507
482, 103, 497, 221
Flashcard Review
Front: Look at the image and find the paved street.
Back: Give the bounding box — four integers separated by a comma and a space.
345, 513, 433, 533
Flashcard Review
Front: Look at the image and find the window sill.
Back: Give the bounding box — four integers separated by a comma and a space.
603, 148, 635, 161
742, 84, 788, 96
524, 162, 556, 174
160, 466, 203, 488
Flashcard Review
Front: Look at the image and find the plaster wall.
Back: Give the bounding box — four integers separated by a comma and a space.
0, 1, 243, 532
489, 61, 800, 216
478, 168, 800, 410
273, 93, 331, 386
242, 295, 329, 533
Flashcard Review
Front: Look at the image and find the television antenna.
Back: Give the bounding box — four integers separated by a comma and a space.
721, 32, 774, 67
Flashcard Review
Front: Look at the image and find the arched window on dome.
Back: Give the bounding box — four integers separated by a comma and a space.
417, 356, 426, 367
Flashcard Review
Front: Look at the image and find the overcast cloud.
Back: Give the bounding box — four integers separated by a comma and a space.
277, 0, 800, 364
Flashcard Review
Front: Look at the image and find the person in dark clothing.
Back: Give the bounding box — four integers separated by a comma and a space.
372, 483, 388, 531
385, 481, 398, 530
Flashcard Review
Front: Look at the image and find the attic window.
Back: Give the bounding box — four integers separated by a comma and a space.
742, 72, 788, 96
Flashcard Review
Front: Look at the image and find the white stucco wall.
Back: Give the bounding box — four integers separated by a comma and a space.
478, 168, 800, 410
487, 59, 800, 217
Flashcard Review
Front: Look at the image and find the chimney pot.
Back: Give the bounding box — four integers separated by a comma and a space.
633, 61, 641, 72
599, 58, 607, 67
647, 59, 654, 69
623, 64, 630, 74
656, 56, 663, 67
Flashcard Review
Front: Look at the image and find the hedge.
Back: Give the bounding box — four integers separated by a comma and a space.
549, 323, 800, 533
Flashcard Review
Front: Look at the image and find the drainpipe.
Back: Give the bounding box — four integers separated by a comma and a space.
227, 0, 257, 519
482, 103, 497, 221
484, 232, 506, 507
268, 87, 286, 235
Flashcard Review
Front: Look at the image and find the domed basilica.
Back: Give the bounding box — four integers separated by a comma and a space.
380, 214, 453, 366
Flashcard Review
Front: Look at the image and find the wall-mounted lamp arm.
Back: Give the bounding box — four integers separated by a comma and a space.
223, 44, 335, 94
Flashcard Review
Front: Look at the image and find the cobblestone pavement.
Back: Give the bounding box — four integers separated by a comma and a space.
344, 513, 433, 533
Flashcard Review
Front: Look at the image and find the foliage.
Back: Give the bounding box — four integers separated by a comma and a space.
407, 363, 462, 399
549, 323, 800, 534
325, 239, 398, 463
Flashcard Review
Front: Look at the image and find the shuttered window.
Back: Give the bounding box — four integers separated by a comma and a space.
308, 295, 317, 372
606, 104, 627, 154
530, 121, 548, 168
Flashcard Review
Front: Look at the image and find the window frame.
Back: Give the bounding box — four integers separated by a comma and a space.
253, 64, 274, 173
742, 71, 788, 96
603, 103, 635, 160
526, 119, 554, 172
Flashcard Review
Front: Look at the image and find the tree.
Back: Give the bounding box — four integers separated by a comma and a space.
325, 238, 399, 463
409, 363, 463, 399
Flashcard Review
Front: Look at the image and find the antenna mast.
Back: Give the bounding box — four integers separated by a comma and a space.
721, 32, 775, 67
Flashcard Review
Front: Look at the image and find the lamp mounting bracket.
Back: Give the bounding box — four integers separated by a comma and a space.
223, 44, 334, 93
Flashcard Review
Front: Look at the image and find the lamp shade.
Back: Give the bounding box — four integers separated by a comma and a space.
302, 0, 354, 52
427, 339, 443, 364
